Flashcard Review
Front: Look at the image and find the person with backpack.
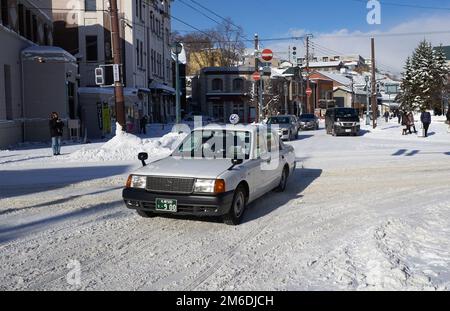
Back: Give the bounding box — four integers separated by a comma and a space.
420, 110, 432, 138
49, 112, 64, 156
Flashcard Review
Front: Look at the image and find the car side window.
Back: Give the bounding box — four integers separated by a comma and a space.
255, 132, 268, 159
267, 132, 278, 153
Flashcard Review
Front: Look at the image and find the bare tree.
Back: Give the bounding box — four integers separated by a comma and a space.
173, 18, 246, 75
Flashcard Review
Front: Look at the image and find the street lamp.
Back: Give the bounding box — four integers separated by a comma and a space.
365, 75, 370, 126
171, 42, 183, 124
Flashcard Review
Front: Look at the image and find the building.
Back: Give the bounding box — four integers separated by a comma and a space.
0, 0, 77, 148
302, 60, 345, 73
309, 71, 368, 112
299, 54, 368, 73
52, 0, 175, 138
192, 64, 307, 123
192, 67, 256, 123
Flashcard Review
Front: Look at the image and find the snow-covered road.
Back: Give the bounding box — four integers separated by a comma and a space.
1, 121, 450, 290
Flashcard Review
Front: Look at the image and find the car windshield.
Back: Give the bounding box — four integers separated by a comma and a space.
173, 130, 251, 160
268, 117, 290, 124
335, 109, 358, 118
300, 114, 315, 120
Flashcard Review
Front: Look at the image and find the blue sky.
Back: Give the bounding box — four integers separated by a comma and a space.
172, 0, 450, 73
172, 0, 450, 38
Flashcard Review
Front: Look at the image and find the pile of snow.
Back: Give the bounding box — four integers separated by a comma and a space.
68, 123, 186, 162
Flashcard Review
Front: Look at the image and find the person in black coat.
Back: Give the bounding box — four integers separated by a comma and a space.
140, 115, 148, 135
420, 110, 432, 138
49, 112, 64, 155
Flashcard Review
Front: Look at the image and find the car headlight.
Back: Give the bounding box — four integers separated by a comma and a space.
194, 179, 225, 194
334, 122, 342, 126
354, 122, 360, 126
126, 175, 147, 189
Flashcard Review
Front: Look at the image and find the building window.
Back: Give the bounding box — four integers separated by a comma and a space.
323, 57, 329, 62
85, 0, 96, 12
86, 35, 98, 61
32, 15, 38, 43
25, 9, 32, 40
212, 79, 223, 91
136, 40, 140, 67
43, 24, 48, 45
18, 4, 25, 35
150, 11, 154, 32
0, 0, 8, 27
4, 65, 12, 120
140, 41, 144, 68
233, 78, 244, 92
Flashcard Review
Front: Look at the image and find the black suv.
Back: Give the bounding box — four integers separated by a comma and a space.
325, 108, 361, 136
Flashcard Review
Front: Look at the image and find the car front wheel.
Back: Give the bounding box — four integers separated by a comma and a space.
223, 186, 247, 226
276, 166, 289, 192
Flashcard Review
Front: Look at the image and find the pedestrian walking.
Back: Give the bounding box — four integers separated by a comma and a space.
408, 112, 417, 134
140, 115, 148, 134
420, 110, 432, 138
397, 110, 402, 124
446, 109, 450, 124
49, 112, 64, 156
401, 111, 410, 135
384, 111, 390, 123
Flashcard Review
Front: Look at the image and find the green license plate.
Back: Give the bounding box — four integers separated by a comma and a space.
156, 199, 177, 212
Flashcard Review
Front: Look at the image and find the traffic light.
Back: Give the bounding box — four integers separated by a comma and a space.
95, 67, 104, 86
292, 46, 298, 65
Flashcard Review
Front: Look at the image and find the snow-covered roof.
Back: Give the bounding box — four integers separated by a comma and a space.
303, 60, 343, 68
22, 46, 77, 62
317, 71, 352, 86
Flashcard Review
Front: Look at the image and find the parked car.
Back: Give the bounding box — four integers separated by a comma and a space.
123, 124, 296, 225
299, 114, 320, 131
267, 115, 299, 141
325, 108, 361, 136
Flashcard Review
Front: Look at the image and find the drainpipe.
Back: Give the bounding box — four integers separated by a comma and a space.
20, 55, 26, 143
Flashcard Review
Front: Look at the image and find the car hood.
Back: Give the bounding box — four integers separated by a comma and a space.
135, 156, 234, 179
277, 124, 292, 129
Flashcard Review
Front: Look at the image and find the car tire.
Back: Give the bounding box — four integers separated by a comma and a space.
136, 210, 156, 218
276, 166, 289, 192
223, 186, 247, 226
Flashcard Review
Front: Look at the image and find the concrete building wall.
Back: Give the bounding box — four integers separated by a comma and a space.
0, 0, 55, 148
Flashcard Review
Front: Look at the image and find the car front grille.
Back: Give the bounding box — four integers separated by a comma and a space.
342, 122, 354, 127
146, 176, 195, 194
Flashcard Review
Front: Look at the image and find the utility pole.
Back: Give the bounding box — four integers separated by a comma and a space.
371, 38, 377, 129
110, 0, 125, 130
306, 34, 312, 114
254, 34, 260, 122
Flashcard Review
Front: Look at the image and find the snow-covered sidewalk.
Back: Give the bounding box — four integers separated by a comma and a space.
362, 116, 450, 144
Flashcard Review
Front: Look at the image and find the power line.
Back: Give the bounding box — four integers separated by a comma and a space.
350, 0, 450, 11
177, 0, 250, 43
188, 0, 249, 39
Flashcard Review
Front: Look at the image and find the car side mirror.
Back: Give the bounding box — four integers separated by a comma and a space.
138, 152, 148, 166
229, 158, 244, 170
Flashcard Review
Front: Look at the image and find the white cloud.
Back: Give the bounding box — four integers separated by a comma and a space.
266, 14, 450, 74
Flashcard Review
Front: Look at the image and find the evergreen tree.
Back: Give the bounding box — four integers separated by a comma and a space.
398, 40, 449, 113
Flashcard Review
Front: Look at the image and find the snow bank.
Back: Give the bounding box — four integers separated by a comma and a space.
68, 123, 186, 162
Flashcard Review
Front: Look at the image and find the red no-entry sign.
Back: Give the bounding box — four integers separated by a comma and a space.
261, 49, 273, 62
306, 88, 313, 97
252, 71, 261, 81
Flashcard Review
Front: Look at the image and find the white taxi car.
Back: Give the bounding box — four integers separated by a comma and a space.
122, 124, 296, 225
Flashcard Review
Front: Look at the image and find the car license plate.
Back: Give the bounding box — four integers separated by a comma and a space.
156, 199, 177, 212
345, 129, 352, 133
